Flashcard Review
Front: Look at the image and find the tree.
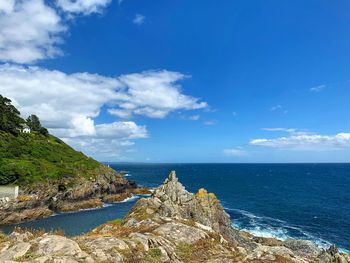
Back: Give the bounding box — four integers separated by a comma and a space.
0, 95, 24, 134
0, 161, 19, 185
27, 114, 49, 136
26, 115, 41, 131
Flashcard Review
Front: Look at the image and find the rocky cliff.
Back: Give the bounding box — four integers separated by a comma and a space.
0, 171, 349, 263
0, 166, 148, 224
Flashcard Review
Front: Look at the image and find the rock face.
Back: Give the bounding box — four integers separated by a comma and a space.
0, 171, 349, 263
125, 171, 243, 245
0, 170, 138, 224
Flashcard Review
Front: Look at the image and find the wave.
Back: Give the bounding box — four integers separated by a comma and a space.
116, 195, 140, 203
124, 173, 131, 177
114, 193, 151, 203
225, 207, 338, 250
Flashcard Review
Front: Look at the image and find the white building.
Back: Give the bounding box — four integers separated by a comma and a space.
21, 124, 31, 133
0, 186, 19, 201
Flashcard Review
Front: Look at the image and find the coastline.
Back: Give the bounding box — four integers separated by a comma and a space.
0, 171, 348, 263
0, 169, 151, 225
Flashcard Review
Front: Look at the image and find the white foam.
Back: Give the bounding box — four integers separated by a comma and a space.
242, 226, 289, 240
227, 207, 348, 251
116, 195, 140, 203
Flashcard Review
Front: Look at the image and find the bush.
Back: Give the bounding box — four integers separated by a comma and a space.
0, 162, 19, 185
107, 218, 123, 225
143, 248, 162, 263
176, 242, 193, 261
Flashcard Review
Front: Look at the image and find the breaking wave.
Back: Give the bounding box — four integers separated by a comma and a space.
224, 207, 337, 250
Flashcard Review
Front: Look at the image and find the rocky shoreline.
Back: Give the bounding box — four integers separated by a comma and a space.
0, 171, 349, 263
0, 167, 150, 225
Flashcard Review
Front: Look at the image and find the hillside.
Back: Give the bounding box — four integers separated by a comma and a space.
0, 94, 103, 185
0, 95, 145, 224
0, 130, 101, 185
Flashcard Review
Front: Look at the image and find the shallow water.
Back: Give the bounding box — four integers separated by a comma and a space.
0, 199, 138, 236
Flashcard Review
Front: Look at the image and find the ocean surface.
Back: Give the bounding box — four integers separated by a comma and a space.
1, 163, 349, 252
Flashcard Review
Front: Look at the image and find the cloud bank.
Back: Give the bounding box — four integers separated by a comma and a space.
0, 0, 114, 64
250, 132, 350, 150
0, 0, 65, 64
0, 64, 207, 159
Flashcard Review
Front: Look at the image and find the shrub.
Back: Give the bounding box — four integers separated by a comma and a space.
176, 242, 193, 261
107, 218, 123, 225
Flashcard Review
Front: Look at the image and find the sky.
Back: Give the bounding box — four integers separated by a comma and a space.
1, 0, 350, 163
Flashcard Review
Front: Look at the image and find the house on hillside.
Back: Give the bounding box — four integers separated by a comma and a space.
0, 186, 19, 203
20, 124, 31, 133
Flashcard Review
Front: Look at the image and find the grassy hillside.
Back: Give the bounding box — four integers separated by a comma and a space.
0, 130, 101, 185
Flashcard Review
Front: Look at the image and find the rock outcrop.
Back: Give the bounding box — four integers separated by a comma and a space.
0, 168, 147, 224
0, 171, 349, 263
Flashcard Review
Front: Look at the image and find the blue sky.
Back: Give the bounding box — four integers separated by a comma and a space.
1, 0, 350, 162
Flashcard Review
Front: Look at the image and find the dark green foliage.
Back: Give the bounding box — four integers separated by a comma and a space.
26, 115, 41, 131
0, 161, 19, 185
26, 114, 48, 136
0, 95, 24, 134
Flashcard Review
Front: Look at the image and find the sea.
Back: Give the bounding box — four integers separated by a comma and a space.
1, 163, 349, 252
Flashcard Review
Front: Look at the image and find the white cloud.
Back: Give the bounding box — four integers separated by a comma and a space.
133, 14, 145, 25
56, 0, 112, 15
0, 0, 15, 14
262, 128, 297, 133
0, 64, 119, 135
223, 148, 247, 156
0, 64, 207, 158
189, 115, 200, 121
107, 108, 132, 119
270, 104, 282, 111
95, 122, 147, 139
61, 121, 147, 160
109, 70, 207, 118
0, 0, 114, 64
250, 132, 350, 150
310, 84, 325, 93
0, 0, 66, 64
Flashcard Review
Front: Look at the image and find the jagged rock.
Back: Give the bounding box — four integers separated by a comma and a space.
254, 236, 284, 246
127, 171, 239, 240
153, 222, 208, 244
0, 242, 31, 261
36, 235, 88, 259
82, 236, 129, 251
283, 239, 321, 256
0, 207, 53, 224
0, 171, 138, 225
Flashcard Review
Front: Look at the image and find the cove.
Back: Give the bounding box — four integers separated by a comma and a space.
0, 199, 139, 237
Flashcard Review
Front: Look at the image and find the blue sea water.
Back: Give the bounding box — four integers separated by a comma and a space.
1, 163, 349, 251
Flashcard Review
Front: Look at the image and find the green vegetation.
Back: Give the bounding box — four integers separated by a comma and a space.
0, 130, 101, 185
26, 114, 48, 136
143, 248, 162, 263
107, 218, 123, 225
175, 242, 193, 261
0, 95, 24, 135
0, 95, 103, 185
